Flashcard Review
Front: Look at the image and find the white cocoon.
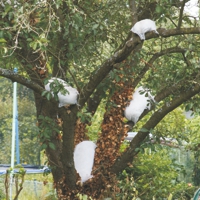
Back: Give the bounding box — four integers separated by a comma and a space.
131, 19, 158, 40
74, 141, 96, 183
45, 77, 79, 107
124, 87, 154, 124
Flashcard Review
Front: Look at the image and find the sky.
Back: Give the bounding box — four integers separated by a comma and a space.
184, 0, 199, 18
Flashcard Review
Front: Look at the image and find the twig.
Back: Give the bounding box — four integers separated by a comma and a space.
177, 0, 186, 29
13, 173, 25, 200
4, 170, 9, 200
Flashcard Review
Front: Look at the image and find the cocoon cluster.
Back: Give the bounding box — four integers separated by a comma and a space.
45, 77, 79, 107
124, 87, 154, 124
131, 19, 159, 40
74, 141, 96, 183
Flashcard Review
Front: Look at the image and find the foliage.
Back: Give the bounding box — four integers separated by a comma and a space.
86, 99, 106, 141
172, 185, 197, 200
0, 188, 6, 200
4, 165, 26, 200
117, 148, 188, 200
0, 173, 56, 200
117, 108, 200, 199
77, 108, 92, 124
184, 116, 200, 186
44, 191, 58, 200
0, 79, 40, 165
38, 115, 60, 150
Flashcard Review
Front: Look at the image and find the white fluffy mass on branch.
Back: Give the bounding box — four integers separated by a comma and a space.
74, 141, 96, 183
130, 19, 159, 40
124, 87, 154, 124
45, 77, 79, 107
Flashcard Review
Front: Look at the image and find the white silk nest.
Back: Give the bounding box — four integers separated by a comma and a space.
124, 87, 154, 124
74, 141, 96, 183
45, 77, 79, 107
131, 19, 159, 40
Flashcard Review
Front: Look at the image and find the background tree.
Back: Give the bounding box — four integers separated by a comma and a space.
0, 78, 40, 165
0, 0, 200, 199
117, 148, 185, 200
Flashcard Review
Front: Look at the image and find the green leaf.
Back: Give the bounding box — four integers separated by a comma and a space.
82, 195, 88, 200
27, 38, 32, 42
0, 38, 6, 43
155, 5, 163, 13
46, 92, 52, 100
41, 90, 48, 97
168, 193, 173, 200
38, 115, 45, 120
140, 128, 149, 133
49, 143, 56, 150
0, 31, 4, 38
33, 42, 38, 50
3, 47, 8, 54
92, 24, 99, 30
19, 6, 23, 13
40, 143, 47, 150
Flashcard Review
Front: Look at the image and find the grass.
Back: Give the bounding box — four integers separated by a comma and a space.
0, 173, 57, 200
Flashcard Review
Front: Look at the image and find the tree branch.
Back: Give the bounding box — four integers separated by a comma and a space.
0, 68, 44, 94
78, 27, 200, 108
148, 27, 200, 39
111, 82, 200, 174
125, 47, 188, 129
133, 47, 186, 87
177, 0, 186, 29
138, 83, 186, 124
78, 37, 142, 107
129, 0, 138, 25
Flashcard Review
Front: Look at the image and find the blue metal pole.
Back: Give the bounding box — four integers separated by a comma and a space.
15, 86, 20, 164
11, 68, 18, 168
10, 68, 18, 200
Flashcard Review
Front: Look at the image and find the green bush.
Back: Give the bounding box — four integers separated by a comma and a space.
117, 148, 189, 200
0, 188, 6, 200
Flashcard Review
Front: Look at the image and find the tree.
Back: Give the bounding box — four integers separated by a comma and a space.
0, 0, 200, 199
0, 78, 40, 165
